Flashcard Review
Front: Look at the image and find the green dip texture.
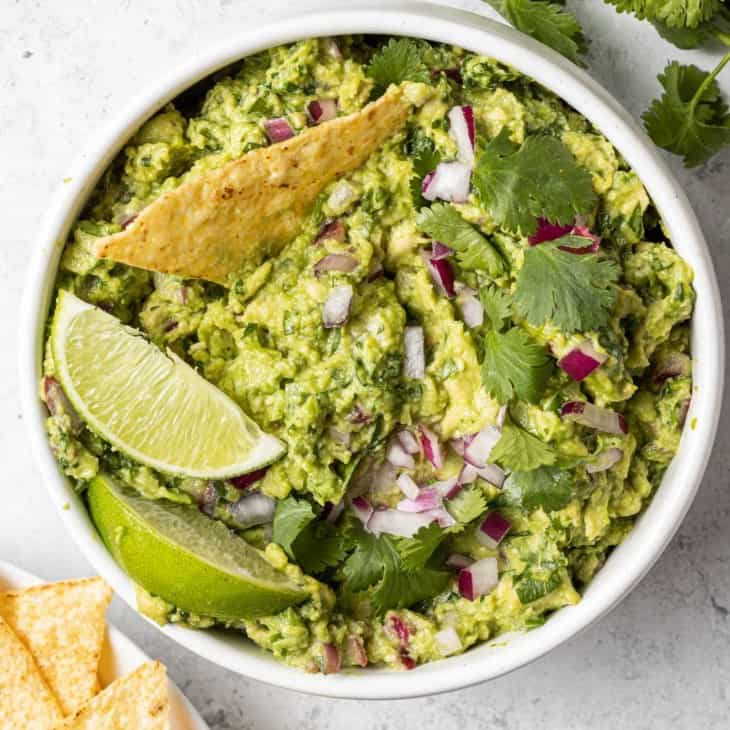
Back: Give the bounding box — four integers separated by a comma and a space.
42, 36, 694, 673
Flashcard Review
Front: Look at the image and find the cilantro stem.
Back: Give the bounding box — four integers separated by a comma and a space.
689, 50, 730, 116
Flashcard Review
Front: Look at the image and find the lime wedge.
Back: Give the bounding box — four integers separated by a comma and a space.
88, 473, 307, 619
51, 290, 285, 479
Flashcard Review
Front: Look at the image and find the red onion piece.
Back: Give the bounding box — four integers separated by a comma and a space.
464, 425, 502, 467
386, 440, 415, 470
476, 512, 511, 548
396, 473, 420, 500
401, 655, 416, 670
227, 492, 276, 528
397, 487, 441, 513
323, 499, 345, 523
307, 98, 337, 125
449, 435, 471, 458
422, 506, 456, 529
474, 462, 506, 488
431, 241, 453, 260
387, 615, 411, 649
197, 482, 219, 517
586, 447, 623, 474
314, 253, 358, 276
421, 160, 471, 203
314, 219, 346, 244
397, 429, 421, 455
454, 281, 477, 297
120, 213, 138, 230
652, 352, 691, 385
347, 405, 372, 424
458, 294, 484, 328
344, 636, 368, 667
558, 341, 607, 381
319, 642, 341, 674
423, 251, 456, 299
433, 476, 460, 499
43, 375, 82, 434
458, 462, 478, 485
561, 401, 628, 435
264, 117, 294, 143
420, 425, 444, 469
327, 180, 357, 211
403, 326, 425, 380
230, 467, 268, 490
368, 509, 436, 537
528, 219, 572, 245
458, 557, 499, 601
351, 496, 374, 526
448, 105, 475, 165
322, 284, 353, 328
435, 626, 462, 656
446, 553, 474, 570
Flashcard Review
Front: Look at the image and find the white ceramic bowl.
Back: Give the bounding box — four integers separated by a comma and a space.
19, 0, 724, 700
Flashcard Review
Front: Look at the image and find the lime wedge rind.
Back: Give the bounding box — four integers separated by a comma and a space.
50, 290, 285, 479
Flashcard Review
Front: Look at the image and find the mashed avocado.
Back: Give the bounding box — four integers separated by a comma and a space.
42, 37, 694, 672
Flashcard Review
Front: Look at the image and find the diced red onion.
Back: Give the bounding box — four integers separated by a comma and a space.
458, 294, 484, 328
401, 655, 416, 670
344, 636, 368, 667
323, 499, 345, 523
448, 105, 475, 165
586, 447, 624, 474
319, 642, 341, 675
314, 253, 358, 276
387, 615, 411, 649
264, 117, 294, 143
464, 425, 502, 467
351, 496, 374, 526
42, 375, 82, 434
397, 487, 441, 513
474, 462, 506, 488
458, 557, 499, 601
442, 68, 463, 84
435, 626, 463, 656
397, 429, 421, 455
449, 435, 472, 458
433, 476, 460, 499
424, 253, 456, 298
431, 241, 453, 260
422, 506, 457, 529
458, 462, 479, 485
558, 341, 607, 381
307, 98, 337, 125
314, 219, 346, 245
419, 425, 443, 469
396, 473, 420, 500
563, 225, 601, 254
368, 509, 436, 537
561, 401, 628, 435
197, 482, 219, 517
322, 284, 353, 328
230, 467, 268, 491
528, 218, 600, 254
446, 553, 474, 570
476, 512, 511, 548
348, 405, 372, 424
652, 352, 691, 385
386, 440, 415, 470
403, 326, 425, 380
421, 160, 471, 203
327, 180, 357, 211
454, 281, 477, 297
227, 492, 276, 528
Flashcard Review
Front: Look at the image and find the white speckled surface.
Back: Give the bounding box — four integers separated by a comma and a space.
2, 1, 729, 726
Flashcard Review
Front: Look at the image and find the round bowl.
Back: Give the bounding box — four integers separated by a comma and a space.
19, 0, 724, 699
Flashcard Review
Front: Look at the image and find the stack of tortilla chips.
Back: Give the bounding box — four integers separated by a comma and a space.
0, 577, 170, 728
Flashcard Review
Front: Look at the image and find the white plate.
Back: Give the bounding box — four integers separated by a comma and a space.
0, 560, 208, 730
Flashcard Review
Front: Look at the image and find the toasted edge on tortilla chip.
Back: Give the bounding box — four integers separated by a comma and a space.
0, 615, 63, 728
0, 577, 113, 716
55, 660, 168, 730
95, 84, 411, 284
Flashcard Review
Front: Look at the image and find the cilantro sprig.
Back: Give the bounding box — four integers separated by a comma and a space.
472, 130, 597, 237
366, 38, 429, 93
490, 419, 556, 472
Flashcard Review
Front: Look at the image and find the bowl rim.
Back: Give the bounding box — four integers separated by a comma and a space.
18, 0, 724, 700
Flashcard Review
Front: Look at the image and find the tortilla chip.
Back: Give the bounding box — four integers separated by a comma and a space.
0, 577, 112, 716
56, 660, 168, 729
0, 615, 63, 728
96, 85, 411, 284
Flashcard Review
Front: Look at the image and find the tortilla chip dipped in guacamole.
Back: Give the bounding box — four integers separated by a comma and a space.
42, 36, 694, 673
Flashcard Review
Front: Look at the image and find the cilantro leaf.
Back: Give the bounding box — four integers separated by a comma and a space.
481, 327, 554, 403
367, 38, 429, 92
446, 486, 488, 524
643, 56, 730, 167
417, 203, 505, 277
473, 130, 597, 236
505, 466, 574, 512
371, 566, 450, 616
484, 0, 587, 65
395, 523, 446, 571
292, 522, 349, 575
342, 527, 388, 592
515, 569, 563, 604
490, 420, 556, 471
514, 240, 619, 333
407, 133, 442, 207
480, 285, 512, 331
272, 496, 315, 559
603, 0, 721, 29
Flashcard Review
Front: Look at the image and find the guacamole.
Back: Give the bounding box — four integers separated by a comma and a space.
42, 36, 694, 673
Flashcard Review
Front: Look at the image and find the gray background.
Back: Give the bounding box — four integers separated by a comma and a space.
2, 1, 728, 727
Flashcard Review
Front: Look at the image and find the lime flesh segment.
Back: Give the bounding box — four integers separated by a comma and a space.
51, 290, 285, 479
88, 473, 307, 620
